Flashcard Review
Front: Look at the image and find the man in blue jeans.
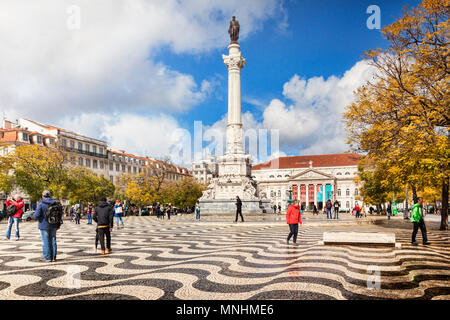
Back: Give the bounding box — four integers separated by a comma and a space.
34, 190, 62, 263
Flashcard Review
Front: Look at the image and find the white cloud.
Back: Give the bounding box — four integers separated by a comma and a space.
0, 0, 285, 122
204, 60, 377, 158
58, 112, 184, 160
263, 60, 377, 155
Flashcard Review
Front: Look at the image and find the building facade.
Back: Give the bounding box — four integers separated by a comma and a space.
191, 155, 219, 185
251, 153, 362, 211
0, 118, 191, 207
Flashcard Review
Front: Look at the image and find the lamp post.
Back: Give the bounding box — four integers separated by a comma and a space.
286, 187, 294, 208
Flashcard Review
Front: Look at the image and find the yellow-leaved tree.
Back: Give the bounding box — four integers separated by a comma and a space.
344, 0, 449, 230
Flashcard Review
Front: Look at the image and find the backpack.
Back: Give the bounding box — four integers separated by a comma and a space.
6, 204, 17, 217
46, 202, 63, 226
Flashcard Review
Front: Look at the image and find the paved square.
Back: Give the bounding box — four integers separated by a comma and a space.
0, 216, 448, 300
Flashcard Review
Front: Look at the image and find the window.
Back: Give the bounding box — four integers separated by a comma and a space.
278, 190, 281, 197
128, 166, 131, 173
269, 175, 274, 178
122, 164, 126, 172
99, 147, 103, 155
336, 172, 342, 175
110, 176, 114, 183
36, 136, 42, 144
22, 132, 29, 142
133, 167, 137, 174
112, 155, 116, 161
93, 160, 98, 169
93, 146, 97, 154
49, 138, 55, 145
100, 161, 104, 169
109, 162, 113, 171
78, 157, 83, 166
355, 188, 359, 196
85, 144, 90, 152
61, 139, 66, 147
70, 140, 75, 148
345, 172, 350, 175
116, 164, 120, 171
346, 189, 350, 196
85, 159, 91, 167
270, 191, 275, 197
346, 201, 350, 208
78, 142, 82, 150
337, 189, 341, 196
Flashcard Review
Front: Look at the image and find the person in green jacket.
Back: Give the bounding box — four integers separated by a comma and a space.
410, 197, 430, 246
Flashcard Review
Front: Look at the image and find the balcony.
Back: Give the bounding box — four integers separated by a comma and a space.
61, 146, 108, 159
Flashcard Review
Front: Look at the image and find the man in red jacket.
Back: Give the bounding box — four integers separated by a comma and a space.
4, 195, 24, 241
286, 200, 302, 245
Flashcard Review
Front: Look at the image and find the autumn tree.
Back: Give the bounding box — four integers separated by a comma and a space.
3, 145, 68, 202
162, 177, 205, 208
66, 167, 115, 204
344, 0, 449, 229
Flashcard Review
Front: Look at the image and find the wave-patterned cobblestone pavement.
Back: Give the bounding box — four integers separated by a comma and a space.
0, 216, 448, 300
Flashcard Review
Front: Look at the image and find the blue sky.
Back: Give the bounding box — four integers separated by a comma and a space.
0, 0, 422, 165
161, 0, 420, 130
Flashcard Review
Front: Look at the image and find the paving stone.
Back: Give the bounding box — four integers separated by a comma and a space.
0, 216, 448, 300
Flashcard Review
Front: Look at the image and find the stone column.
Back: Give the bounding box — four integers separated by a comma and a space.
322, 183, 326, 204
223, 43, 246, 155
305, 183, 309, 210
314, 184, 317, 208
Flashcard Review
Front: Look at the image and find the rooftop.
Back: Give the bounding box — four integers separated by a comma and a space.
252, 153, 362, 170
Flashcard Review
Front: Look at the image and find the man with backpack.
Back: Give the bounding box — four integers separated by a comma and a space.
333, 200, 340, 219
34, 190, 63, 262
4, 195, 24, 241
325, 199, 333, 219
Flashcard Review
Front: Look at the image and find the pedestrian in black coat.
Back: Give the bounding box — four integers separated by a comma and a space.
235, 196, 244, 222
93, 198, 114, 255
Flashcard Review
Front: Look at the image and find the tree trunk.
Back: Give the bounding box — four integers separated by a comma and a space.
440, 177, 448, 231
411, 184, 418, 204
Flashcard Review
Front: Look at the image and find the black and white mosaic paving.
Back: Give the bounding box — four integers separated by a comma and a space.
0, 216, 448, 300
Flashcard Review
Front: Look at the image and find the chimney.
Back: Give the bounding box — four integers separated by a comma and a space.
309, 160, 313, 169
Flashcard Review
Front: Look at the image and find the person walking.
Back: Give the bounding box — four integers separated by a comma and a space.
235, 196, 244, 222
333, 200, 340, 219
273, 205, 277, 214
353, 203, 361, 218
325, 199, 332, 219
4, 195, 24, 241
277, 204, 281, 214
286, 200, 302, 245
33, 190, 63, 262
313, 204, 318, 215
387, 203, 392, 220
155, 202, 161, 219
411, 197, 430, 246
195, 201, 200, 220
113, 200, 124, 229
86, 203, 94, 225
167, 203, 172, 220
93, 198, 114, 255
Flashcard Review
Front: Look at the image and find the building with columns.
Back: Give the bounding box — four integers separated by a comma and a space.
252, 153, 362, 211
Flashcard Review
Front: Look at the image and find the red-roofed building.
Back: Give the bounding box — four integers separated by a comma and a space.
251, 153, 363, 211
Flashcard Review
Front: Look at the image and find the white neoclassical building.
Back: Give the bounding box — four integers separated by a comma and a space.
251, 153, 363, 211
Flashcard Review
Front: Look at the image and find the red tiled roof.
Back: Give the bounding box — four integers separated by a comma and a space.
252, 153, 362, 170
